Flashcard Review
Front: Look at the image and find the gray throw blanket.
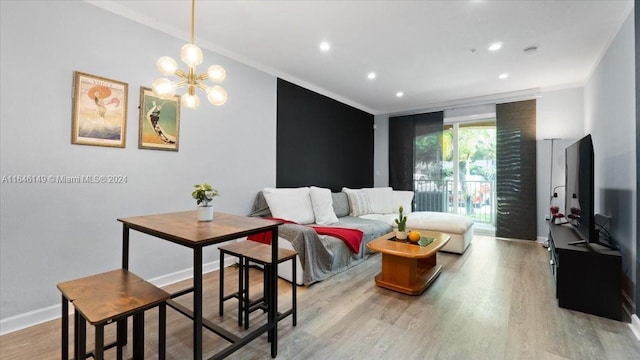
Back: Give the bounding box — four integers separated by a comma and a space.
278, 223, 334, 284
248, 191, 392, 284
248, 191, 334, 283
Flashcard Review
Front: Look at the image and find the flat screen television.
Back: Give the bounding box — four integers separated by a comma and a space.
564, 134, 612, 248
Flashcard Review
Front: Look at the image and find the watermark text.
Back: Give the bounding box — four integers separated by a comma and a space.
1, 175, 128, 184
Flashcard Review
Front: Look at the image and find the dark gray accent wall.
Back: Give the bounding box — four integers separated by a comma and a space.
276, 79, 374, 192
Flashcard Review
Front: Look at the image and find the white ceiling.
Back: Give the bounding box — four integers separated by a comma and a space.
89, 0, 634, 115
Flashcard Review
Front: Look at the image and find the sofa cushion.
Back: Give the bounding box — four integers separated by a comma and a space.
262, 187, 315, 224
359, 213, 398, 226
363, 187, 394, 214
392, 190, 415, 213
360, 211, 473, 235
332, 192, 350, 217
309, 186, 339, 225
406, 211, 474, 234
342, 188, 373, 216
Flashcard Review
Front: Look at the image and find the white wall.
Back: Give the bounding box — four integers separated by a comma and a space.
535, 87, 585, 238
373, 114, 389, 187
584, 11, 636, 284
0, 1, 277, 332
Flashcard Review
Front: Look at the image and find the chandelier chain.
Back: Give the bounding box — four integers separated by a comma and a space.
190, 0, 195, 44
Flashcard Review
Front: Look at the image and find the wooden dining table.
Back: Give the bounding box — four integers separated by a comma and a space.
117, 210, 283, 359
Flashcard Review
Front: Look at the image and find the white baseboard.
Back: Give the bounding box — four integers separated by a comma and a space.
630, 314, 640, 341
0, 304, 61, 337
0, 258, 234, 336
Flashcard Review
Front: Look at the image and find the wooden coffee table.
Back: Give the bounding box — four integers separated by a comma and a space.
367, 231, 450, 295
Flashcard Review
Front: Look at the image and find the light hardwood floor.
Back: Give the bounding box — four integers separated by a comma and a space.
2, 235, 639, 359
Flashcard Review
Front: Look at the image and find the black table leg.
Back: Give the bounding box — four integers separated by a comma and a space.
61, 295, 68, 360
133, 312, 144, 359
75, 312, 86, 360
292, 258, 297, 326
266, 264, 272, 342
219, 250, 224, 317
122, 224, 129, 270
243, 256, 249, 329
270, 227, 278, 358
194, 247, 203, 360
95, 324, 104, 360
159, 302, 166, 360
121, 224, 130, 346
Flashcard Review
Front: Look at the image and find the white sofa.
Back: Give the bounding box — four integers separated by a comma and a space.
360, 211, 474, 254
342, 186, 473, 254
242, 186, 474, 285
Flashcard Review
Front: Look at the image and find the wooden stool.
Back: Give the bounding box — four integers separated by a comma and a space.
57, 269, 170, 360
219, 241, 297, 329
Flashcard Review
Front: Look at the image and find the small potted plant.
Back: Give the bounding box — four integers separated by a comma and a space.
192, 183, 219, 222
395, 205, 408, 240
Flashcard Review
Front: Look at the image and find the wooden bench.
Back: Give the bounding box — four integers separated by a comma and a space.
219, 241, 297, 329
57, 269, 170, 360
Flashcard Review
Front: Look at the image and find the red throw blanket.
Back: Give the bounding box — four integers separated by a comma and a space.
247, 218, 364, 254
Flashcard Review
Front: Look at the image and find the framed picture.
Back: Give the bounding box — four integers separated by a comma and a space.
138, 87, 180, 151
71, 71, 128, 148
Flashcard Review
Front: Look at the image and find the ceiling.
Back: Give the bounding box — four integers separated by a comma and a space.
89, 0, 634, 115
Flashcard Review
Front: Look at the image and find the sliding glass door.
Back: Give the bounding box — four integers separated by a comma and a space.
415, 118, 496, 227
413, 126, 444, 211
445, 120, 496, 226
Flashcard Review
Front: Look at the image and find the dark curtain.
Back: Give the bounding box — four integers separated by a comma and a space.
389, 111, 444, 193
389, 115, 415, 191
496, 100, 537, 240
415, 112, 444, 162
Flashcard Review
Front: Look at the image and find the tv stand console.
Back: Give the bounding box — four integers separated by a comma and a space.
547, 223, 622, 320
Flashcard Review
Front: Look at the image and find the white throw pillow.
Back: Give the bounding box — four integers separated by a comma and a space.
309, 186, 339, 225
392, 190, 415, 213
363, 187, 394, 214
262, 187, 315, 224
342, 188, 373, 216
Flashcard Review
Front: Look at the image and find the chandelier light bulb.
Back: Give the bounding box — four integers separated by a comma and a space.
152, 78, 176, 98
156, 56, 178, 76
207, 65, 226, 83
181, 93, 201, 109
180, 43, 203, 67
207, 85, 228, 106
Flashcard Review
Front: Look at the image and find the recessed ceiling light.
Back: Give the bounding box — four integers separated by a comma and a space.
396, 91, 404, 98
367, 72, 376, 80
499, 73, 509, 80
319, 41, 330, 52
488, 42, 503, 51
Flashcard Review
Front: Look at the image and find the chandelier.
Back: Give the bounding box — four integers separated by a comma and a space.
152, 0, 228, 109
